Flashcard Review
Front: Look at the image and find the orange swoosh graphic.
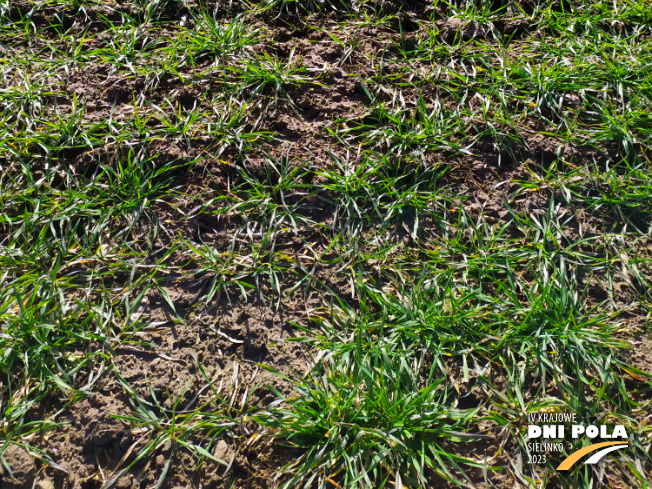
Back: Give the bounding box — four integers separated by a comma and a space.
556, 441, 629, 471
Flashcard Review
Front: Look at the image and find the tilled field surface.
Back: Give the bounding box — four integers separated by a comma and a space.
1, 1, 652, 488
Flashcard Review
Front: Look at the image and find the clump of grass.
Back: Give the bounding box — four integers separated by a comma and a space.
103, 364, 247, 489
229, 47, 321, 110
0, 266, 109, 464
256, 298, 492, 488
257, 257, 642, 487
334, 93, 474, 160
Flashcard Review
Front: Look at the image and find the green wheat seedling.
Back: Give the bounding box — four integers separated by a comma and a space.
334, 94, 474, 160
257, 331, 492, 488
104, 363, 247, 489
0, 266, 111, 460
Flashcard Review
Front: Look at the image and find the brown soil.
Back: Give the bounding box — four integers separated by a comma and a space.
2, 1, 651, 489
